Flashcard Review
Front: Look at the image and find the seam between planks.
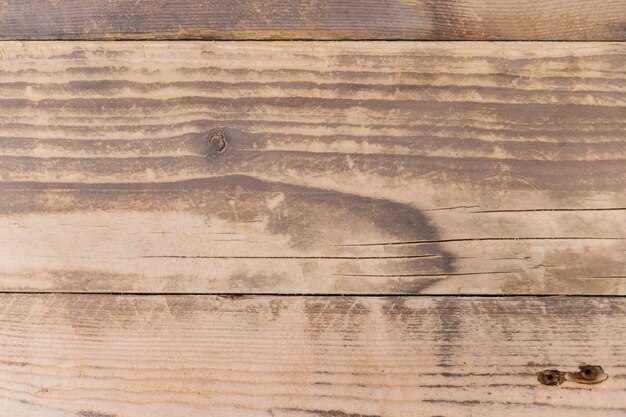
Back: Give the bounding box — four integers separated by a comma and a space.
0, 292, 625, 298
4, 39, 626, 42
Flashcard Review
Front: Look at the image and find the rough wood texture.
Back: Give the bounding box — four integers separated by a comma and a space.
0, 42, 624, 294
0, 0, 625, 40
0, 295, 624, 416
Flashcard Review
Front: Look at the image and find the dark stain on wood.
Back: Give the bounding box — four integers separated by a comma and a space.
304, 298, 371, 341
0, 173, 456, 292
380, 298, 464, 366
0, 176, 455, 246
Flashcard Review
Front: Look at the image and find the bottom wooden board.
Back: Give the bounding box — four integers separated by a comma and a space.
0, 295, 624, 416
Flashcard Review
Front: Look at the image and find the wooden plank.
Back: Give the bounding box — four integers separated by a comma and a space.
0, 41, 624, 295
0, 295, 624, 416
0, 0, 625, 40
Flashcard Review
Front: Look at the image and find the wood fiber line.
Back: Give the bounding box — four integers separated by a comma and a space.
0, 295, 624, 416
0, 42, 624, 294
0, 0, 624, 40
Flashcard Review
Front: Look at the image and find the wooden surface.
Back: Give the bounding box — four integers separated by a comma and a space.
0, 41, 624, 294
0, 295, 624, 416
2, 6, 624, 415
0, 0, 625, 40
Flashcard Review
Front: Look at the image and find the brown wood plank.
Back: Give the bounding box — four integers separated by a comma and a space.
0, 41, 624, 294
0, 1, 624, 40
0, 295, 624, 416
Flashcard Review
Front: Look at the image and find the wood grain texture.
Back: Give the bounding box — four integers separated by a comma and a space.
0, 0, 625, 40
0, 41, 625, 294
0, 295, 624, 416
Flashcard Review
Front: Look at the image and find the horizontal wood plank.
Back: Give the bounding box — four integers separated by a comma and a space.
0, 1, 625, 40
0, 42, 624, 294
0, 295, 624, 416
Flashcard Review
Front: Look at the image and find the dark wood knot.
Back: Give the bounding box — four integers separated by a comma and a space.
209, 133, 227, 152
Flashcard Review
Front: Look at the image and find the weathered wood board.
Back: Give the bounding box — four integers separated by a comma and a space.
0, 295, 624, 416
0, 41, 624, 294
0, 0, 625, 40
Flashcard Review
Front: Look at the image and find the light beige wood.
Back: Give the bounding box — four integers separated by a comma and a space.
0, 295, 624, 416
0, 42, 624, 294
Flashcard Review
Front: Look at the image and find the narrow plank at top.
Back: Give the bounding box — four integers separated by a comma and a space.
0, 0, 624, 40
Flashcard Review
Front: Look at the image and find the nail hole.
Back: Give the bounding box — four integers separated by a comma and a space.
537, 370, 563, 386
538, 366, 607, 386
209, 133, 227, 152
580, 366, 598, 381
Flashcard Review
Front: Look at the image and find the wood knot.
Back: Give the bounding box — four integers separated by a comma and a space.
209, 133, 227, 152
